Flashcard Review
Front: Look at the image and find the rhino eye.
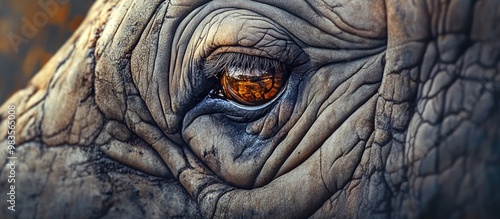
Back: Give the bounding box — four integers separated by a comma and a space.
220, 64, 287, 106
204, 53, 290, 109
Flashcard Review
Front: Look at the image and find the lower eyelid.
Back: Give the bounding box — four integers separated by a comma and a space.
226, 87, 287, 111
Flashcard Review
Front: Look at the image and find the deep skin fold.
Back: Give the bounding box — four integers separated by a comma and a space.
0, 0, 499, 219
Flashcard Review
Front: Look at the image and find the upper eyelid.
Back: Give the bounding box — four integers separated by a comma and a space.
186, 8, 308, 67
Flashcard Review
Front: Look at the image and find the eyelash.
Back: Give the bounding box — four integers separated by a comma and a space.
203, 53, 290, 108
203, 53, 283, 78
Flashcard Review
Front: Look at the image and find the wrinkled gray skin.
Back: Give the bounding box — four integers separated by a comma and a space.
1, 0, 499, 218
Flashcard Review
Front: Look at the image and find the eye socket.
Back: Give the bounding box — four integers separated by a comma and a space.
204, 53, 290, 108
220, 64, 287, 106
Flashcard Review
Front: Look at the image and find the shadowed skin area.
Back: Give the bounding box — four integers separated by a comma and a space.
0, 0, 499, 218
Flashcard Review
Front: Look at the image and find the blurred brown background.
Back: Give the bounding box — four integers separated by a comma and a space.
0, 0, 95, 103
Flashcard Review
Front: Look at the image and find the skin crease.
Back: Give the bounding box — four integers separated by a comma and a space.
0, 0, 499, 218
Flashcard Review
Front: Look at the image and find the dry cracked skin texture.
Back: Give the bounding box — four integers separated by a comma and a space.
0, 0, 499, 218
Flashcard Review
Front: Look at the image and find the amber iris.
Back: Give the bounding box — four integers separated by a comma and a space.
221, 65, 287, 106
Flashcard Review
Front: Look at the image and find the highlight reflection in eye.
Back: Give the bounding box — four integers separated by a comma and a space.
204, 53, 290, 109
221, 64, 286, 106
